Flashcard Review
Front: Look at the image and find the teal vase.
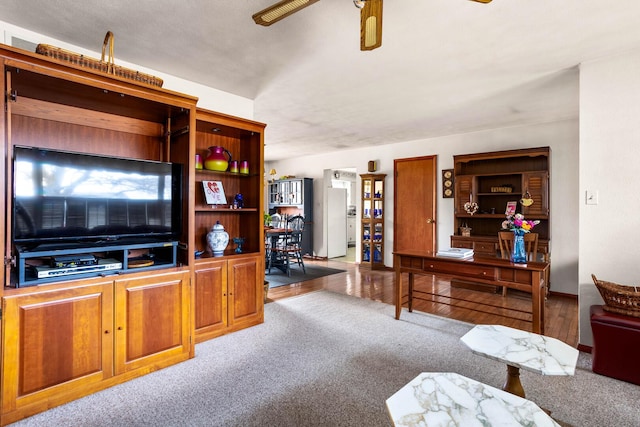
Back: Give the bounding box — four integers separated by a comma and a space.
511, 229, 527, 263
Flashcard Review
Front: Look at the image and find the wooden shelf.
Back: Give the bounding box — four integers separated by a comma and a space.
195, 207, 259, 213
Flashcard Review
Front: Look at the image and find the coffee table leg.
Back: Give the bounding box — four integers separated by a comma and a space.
503, 364, 525, 398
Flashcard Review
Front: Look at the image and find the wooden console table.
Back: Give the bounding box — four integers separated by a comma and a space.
393, 251, 549, 334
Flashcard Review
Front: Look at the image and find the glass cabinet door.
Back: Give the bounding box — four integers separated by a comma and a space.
360, 173, 386, 269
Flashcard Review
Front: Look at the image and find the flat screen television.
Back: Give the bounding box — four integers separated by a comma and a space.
12, 146, 183, 249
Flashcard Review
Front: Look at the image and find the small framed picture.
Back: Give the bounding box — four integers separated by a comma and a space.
203, 181, 227, 205
505, 201, 517, 216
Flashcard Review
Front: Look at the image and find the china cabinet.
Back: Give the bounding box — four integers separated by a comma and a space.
450, 147, 550, 258
268, 177, 313, 256
360, 174, 386, 269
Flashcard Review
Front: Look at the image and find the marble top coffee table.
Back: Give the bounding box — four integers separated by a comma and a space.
460, 324, 579, 398
386, 372, 560, 427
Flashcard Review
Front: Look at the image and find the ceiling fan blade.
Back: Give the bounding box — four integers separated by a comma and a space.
469, 0, 492, 3
253, 0, 320, 26
360, 0, 383, 51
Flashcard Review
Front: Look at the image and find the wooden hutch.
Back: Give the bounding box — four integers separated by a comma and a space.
0, 44, 265, 424
450, 147, 550, 259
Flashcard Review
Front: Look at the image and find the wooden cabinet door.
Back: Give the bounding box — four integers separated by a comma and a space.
394, 156, 437, 253
522, 172, 549, 217
194, 259, 228, 343
227, 255, 264, 331
454, 176, 474, 215
1, 280, 113, 416
114, 270, 191, 374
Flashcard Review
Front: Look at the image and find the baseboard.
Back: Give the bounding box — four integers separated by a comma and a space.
548, 290, 578, 300
577, 343, 592, 353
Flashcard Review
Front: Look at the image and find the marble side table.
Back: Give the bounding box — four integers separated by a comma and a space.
460, 324, 579, 398
386, 372, 560, 427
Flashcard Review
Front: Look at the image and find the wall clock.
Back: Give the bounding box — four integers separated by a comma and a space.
442, 169, 454, 198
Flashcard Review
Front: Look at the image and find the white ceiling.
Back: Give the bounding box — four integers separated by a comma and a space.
2, 1, 640, 161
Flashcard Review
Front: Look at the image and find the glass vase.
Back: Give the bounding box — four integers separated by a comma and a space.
511, 229, 527, 263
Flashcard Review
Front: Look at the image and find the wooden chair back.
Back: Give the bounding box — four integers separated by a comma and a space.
498, 231, 540, 262
286, 215, 305, 246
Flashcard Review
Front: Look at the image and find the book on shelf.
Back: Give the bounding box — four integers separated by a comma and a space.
436, 248, 474, 259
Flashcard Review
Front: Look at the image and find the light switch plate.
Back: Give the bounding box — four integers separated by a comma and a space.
586, 190, 599, 205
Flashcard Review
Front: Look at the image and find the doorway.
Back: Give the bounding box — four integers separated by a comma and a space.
325, 168, 357, 263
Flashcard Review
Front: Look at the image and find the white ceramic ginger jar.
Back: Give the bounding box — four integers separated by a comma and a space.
207, 221, 229, 257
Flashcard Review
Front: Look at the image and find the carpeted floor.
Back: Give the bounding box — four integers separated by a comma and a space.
265, 264, 345, 288
11, 291, 640, 426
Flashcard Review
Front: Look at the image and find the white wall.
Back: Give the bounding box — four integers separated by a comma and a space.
0, 21, 254, 119
578, 49, 640, 347
267, 118, 579, 296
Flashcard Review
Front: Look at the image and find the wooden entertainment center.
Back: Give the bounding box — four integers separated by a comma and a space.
0, 44, 265, 424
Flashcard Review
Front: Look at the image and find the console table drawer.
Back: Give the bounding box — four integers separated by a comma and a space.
422, 260, 495, 280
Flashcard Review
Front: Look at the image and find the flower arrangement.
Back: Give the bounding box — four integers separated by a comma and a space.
502, 213, 539, 233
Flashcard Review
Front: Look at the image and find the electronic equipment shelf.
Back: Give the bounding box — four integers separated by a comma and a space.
14, 241, 178, 287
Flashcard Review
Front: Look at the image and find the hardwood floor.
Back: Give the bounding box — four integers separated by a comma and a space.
266, 258, 579, 347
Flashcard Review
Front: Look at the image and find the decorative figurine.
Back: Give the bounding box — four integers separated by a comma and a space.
233, 237, 245, 254
234, 193, 244, 208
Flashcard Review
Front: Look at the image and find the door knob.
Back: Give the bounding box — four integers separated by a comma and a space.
426, 218, 435, 223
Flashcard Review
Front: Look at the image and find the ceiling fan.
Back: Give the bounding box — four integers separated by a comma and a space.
252, 0, 491, 51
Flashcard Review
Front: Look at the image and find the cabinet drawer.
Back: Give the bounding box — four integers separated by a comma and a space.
452, 240, 473, 250
423, 260, 495, 281
473, 241, 497, 255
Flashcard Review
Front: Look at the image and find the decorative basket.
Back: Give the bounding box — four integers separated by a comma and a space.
36, 31, 163, 87
592, 274, 640, 318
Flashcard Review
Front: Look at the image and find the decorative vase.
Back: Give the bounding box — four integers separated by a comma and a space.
207, 221, 229, 256
204, 146, 232, 172
239, 160, 249, 174
511, 229, 527, 263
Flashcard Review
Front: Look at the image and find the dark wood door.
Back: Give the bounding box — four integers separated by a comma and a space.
394, 156, 437, 254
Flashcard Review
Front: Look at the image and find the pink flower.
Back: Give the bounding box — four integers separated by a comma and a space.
503, 213, 539, 233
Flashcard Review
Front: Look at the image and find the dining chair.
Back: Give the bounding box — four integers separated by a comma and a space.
498, 231, 539, 261
498, 231, 544, 296
268, 215, 306, 276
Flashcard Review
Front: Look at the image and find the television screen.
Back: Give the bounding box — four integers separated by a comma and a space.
13, 146, 182, 247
